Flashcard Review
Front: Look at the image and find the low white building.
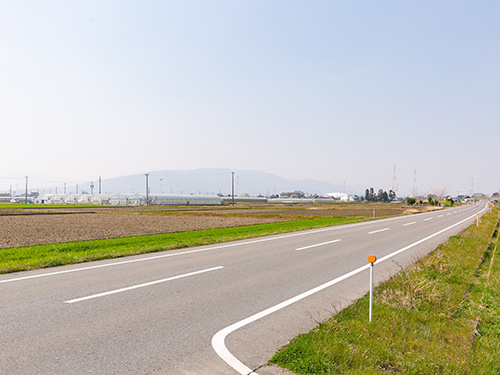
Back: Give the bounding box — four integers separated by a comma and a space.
34, 194, 54, 204
109, 193, 129, 205
36, 194, 110, 205
33, 193, 222, 206
150, 194, 223, 206
325, 192, 355, 202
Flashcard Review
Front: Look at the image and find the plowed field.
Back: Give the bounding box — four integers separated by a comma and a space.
0, 203, 439, 249
0, 213, 285, 249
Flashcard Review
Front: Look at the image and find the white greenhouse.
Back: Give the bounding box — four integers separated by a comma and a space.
150, 194, 223, 206
32, 193, 222, 206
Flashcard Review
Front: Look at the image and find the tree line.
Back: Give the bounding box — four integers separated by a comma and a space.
364, 187, 396, 202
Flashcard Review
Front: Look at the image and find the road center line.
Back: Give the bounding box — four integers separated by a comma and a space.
368, 228, 389, 235
0, 207, 466, 285
64, 266, 223, 304
295, 239, 342, 251
403, 222, 416, 226
0, 219, 411, 285
212, 204, 488, 375
424, 218, 433, 221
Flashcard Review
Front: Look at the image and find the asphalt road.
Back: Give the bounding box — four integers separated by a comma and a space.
0, 203, 487, 375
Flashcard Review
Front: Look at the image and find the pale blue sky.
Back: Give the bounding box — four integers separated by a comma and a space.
1, 1, 499, 196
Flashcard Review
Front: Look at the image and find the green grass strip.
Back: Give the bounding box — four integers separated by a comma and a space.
270, 207, 500, 374
465, 213, 500, 374
0, 216, 363, 274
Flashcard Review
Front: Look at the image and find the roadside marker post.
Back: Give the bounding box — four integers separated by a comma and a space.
476, 213, 479, 227
368, 255, 377, 322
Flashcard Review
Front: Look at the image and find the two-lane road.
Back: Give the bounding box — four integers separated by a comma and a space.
0, 203, 487, 374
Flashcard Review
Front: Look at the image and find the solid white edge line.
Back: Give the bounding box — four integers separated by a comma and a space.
0, 205, 475, 285
64, 266, 223, 304
295, 239, 341, 251
368, 228, 390, 234
212, 204, 488, 375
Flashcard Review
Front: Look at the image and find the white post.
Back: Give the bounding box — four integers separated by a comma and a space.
369, 263, 374, 322
367, 255, 377, 322
476, 213, 479, 227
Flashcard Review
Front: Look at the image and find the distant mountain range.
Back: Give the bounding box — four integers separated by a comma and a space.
94, 168, 347, 197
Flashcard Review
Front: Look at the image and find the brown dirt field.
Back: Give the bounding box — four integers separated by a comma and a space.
0, 203, 442, 249
189, 205, 438, 218
0, 213, 287, 249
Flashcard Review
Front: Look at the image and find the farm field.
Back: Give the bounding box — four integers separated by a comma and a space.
0, 202, 437, 249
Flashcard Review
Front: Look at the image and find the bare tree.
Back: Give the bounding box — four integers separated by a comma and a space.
411, 187, 428, 200
432, 186, 449, 201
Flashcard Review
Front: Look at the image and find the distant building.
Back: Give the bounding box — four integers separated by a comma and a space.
325, 192, 355, 202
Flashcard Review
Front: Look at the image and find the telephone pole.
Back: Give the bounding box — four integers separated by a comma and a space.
412, 169, 418, 198
231, 172, 235, 206
25, 176, 28, 203
145, 174, 149, 205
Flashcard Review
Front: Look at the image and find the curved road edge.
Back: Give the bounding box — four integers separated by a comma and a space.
212, 203, 489, 375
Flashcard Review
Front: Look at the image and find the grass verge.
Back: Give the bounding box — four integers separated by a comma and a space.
270, 207, 500, 374
0, 216, 363, 274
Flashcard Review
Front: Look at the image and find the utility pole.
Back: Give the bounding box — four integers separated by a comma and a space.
99, 175, 102, 194
145, 173, 149, 205
90, 182, 94, 195
76, 184, 79, 195
64, 183, 67, 195
231, 172, 235, 206
24, 176, 28, 203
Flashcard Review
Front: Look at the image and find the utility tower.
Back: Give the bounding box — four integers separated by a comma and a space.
391, 164, 398, 194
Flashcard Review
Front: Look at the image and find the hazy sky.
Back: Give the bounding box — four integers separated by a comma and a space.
1, 1, 499, 196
